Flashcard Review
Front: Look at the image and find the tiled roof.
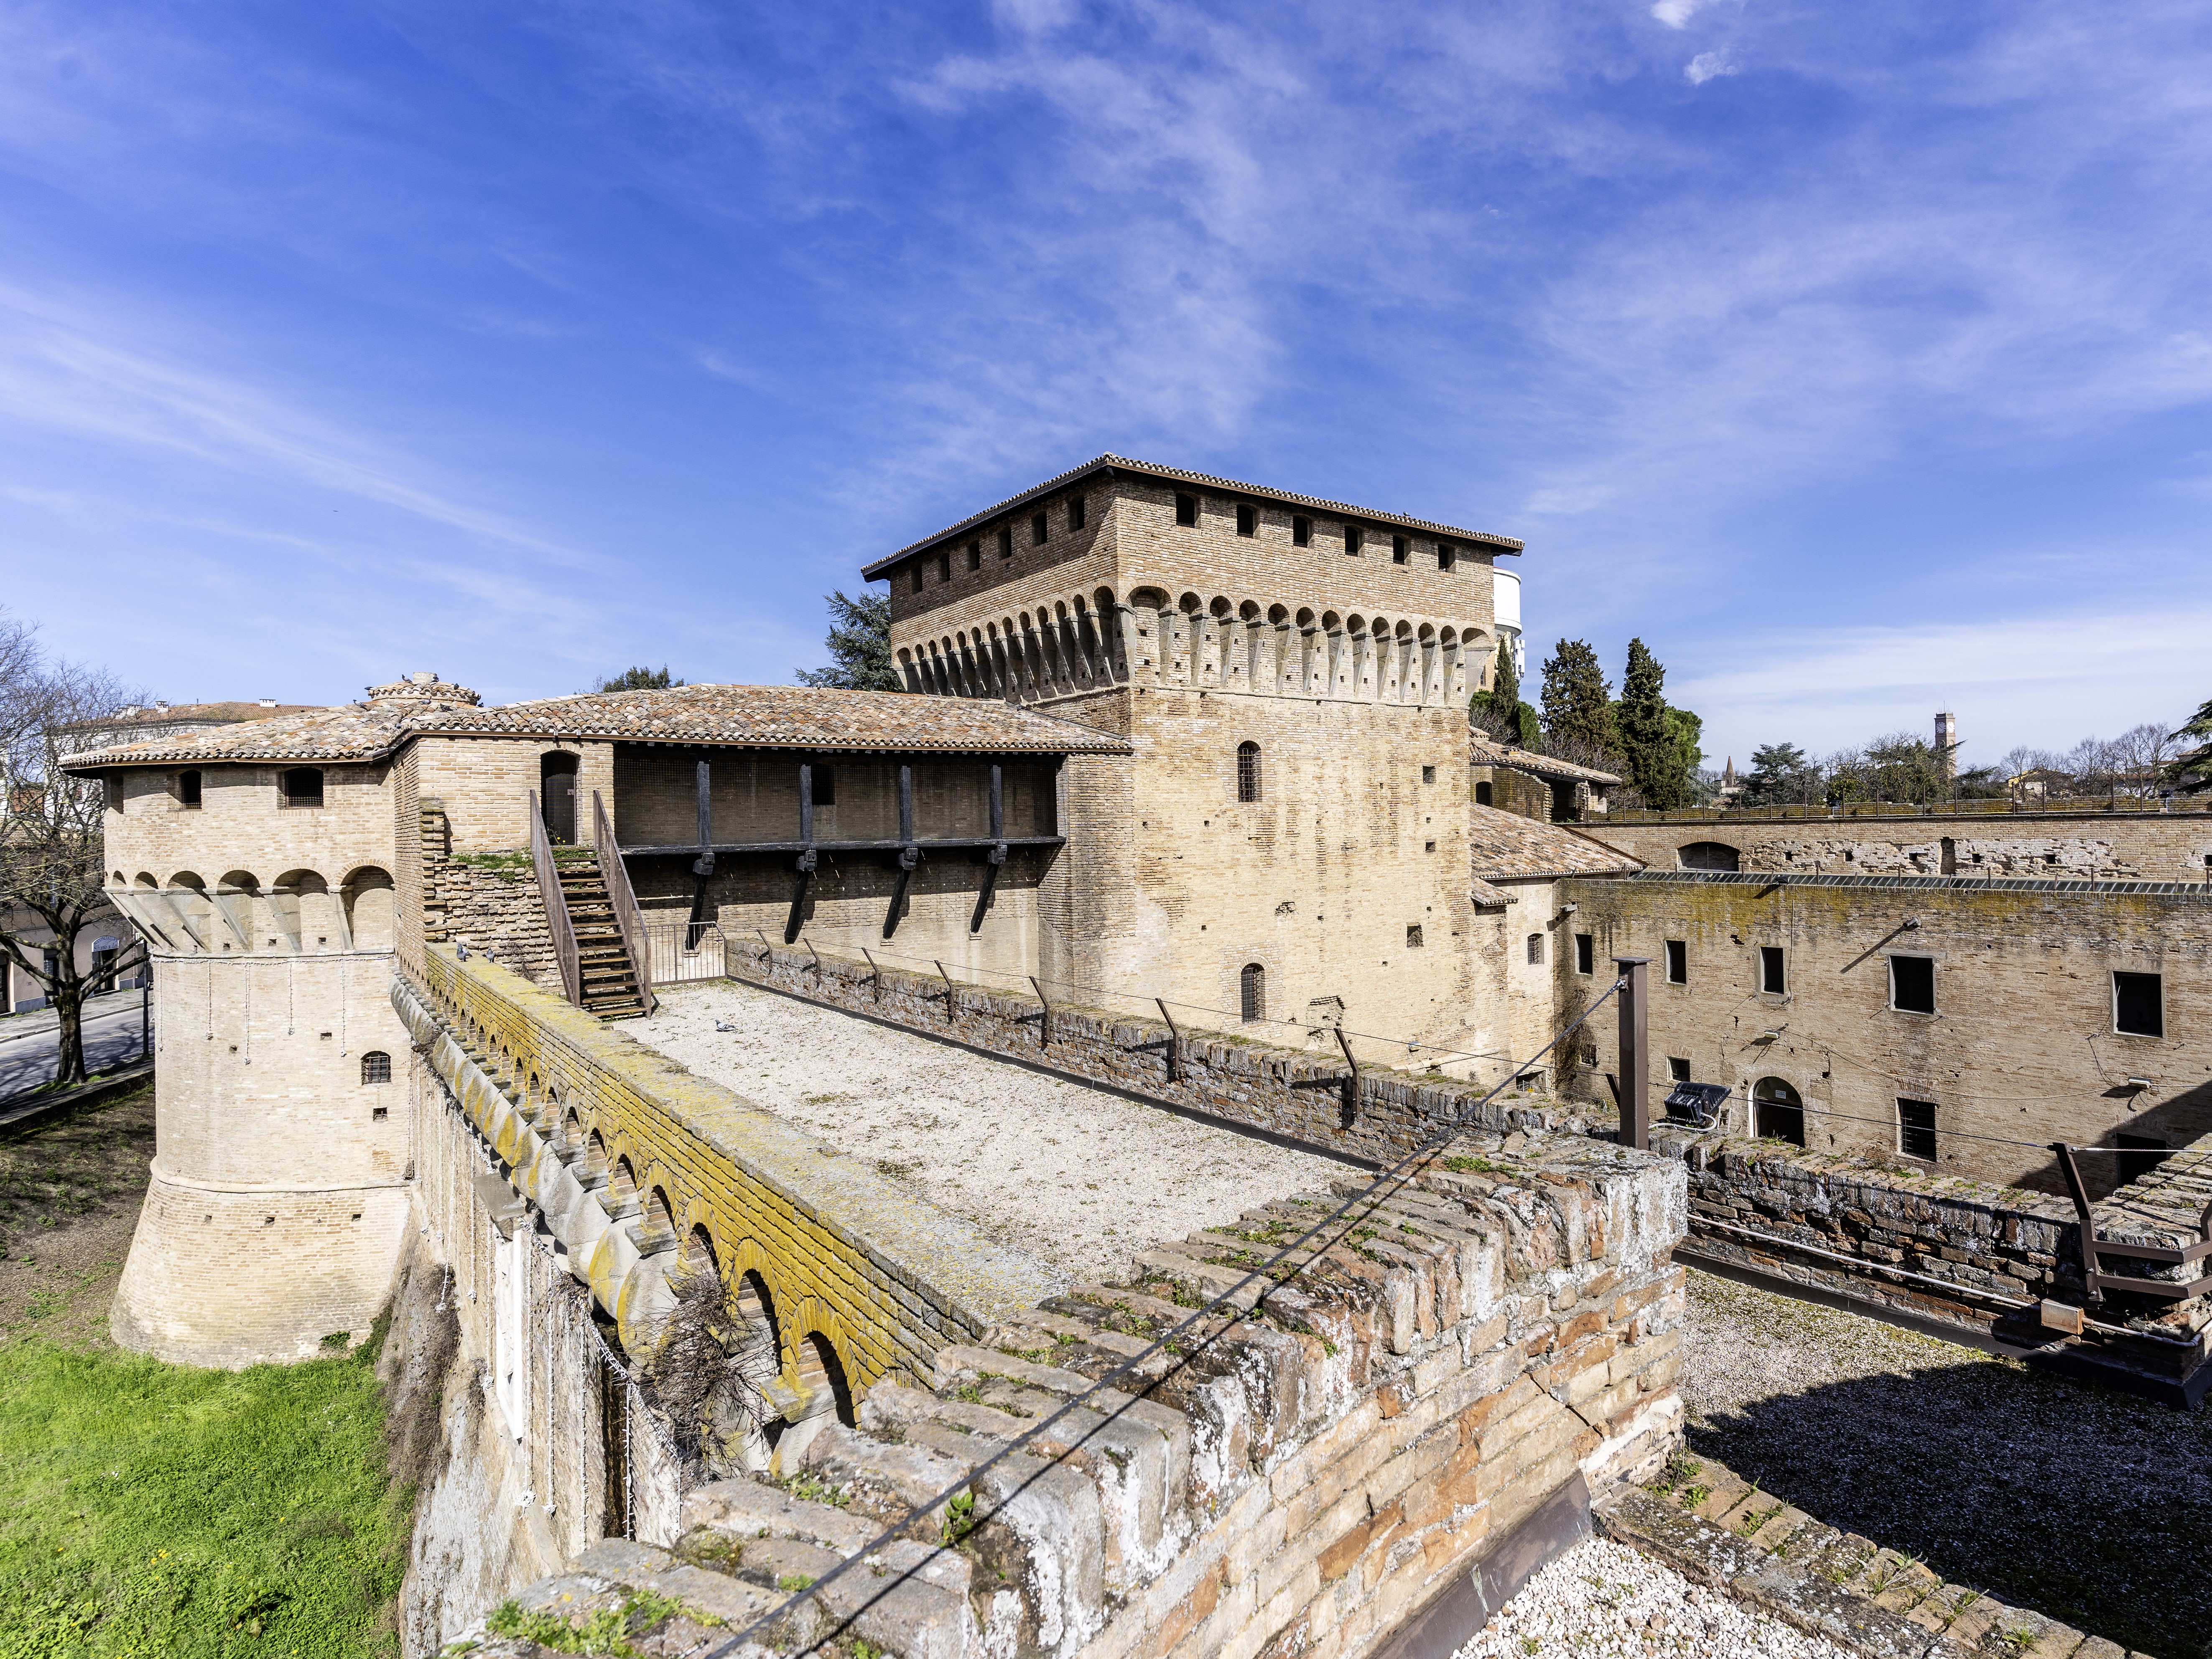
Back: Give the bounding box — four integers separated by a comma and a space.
1469, 733, 1620, 787
63, 683, 1129, 769
1469, 805, 1645, 881
422, 685, 1129, 753
864, 454, 1524, 575
1469, 877, 1514, 908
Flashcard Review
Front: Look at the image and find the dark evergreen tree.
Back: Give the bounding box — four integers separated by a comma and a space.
1745, 742, 1813, 805
2168, 696, 2212, 794
597, 665, 686, 692
795, 589, 902, 692
1539, 639, 1617, 762
1472, 642, 1526, 745
1618, 639, 1687, 810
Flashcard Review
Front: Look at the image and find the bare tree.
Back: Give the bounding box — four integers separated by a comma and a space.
0, 609, 144, 1086
635, 1263, 773, 1479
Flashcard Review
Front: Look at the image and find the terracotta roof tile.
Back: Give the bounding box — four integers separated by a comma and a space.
1468, 733, 1620, 787
1469, 804, 1644, 881
63, 683, 1128, 769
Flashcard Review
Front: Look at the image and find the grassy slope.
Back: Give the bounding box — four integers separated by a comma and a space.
0, 1087, 406, 1658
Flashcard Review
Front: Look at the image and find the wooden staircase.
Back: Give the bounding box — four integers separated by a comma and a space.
556, 854, 648, 1019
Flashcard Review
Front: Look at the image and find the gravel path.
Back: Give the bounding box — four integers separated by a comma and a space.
1680, 1268, 2211, 1659
632, 981, 1348, 1284
1453, 1534, 1852, 1659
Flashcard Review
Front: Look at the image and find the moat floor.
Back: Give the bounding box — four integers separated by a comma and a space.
1680, 1268, 2209, 1659
632, 980, 1351, 1285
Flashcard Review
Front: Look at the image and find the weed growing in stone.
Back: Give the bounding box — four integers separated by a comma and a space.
479, 1589, 685, 1655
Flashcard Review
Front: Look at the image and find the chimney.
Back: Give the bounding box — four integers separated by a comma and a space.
1935, 712, 1957, 780
258, 697, 277, 708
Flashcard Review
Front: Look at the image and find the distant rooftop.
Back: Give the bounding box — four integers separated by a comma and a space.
1470, 805, 1644, 882
1470, 732, 1621, 787
863, 454, 1525, 578
62, 679, 1129, 770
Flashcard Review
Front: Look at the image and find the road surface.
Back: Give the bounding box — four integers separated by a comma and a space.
0, 997, 151, 1103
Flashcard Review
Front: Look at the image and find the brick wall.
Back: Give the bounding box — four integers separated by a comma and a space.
1556, 871, 2212, 1191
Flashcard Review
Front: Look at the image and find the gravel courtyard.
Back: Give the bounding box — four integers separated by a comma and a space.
1678, 1268, 2210, 1659
632, 980, 1350, 1285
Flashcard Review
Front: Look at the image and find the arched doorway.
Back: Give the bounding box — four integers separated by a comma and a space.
1753, 1077, 1805, 1146
541, 752, 580, 845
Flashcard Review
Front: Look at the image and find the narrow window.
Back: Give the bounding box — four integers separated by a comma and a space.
1240, 963, 1266, 1023
1406, 925, 1424, 948
998, 526, 1014, 558
1236, 741, 1261, 803
1392, 534, 1409, 564
1437, 541, 1455, 571
1236, 503, 1257, 537
1898, 1098, 1937, 1160
1891, 955, 1935, 1014
1031, 511, 1049, 545
1667, 1057, 1692, 1083
178, 769, 203, 808
362, 1050, 392, 1085
1575, 933, 1594, 975
1292, 515, 1311, 547
2114, 971, 2163, 1038
1526, 933, 1544, 966
1476, 780, 1492, 806
280, 767, 324, 809
1421, 765, 1435, 784
1344, 522, 1363, 555
1759, 945, 1786, 994
1068, 495, 1086, 530
967, 541, 982, 571
911, 567, 924, 594
811, 766, 836, 806
938, 551, 952, 582
1665, 940, 1687, 984
1175, 492, 1198, 528
104, 776, 124, 813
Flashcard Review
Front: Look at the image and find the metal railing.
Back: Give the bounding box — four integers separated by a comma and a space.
593, 791, 655, 1017
528, 788, 582, 1008
642, 921, 727, 986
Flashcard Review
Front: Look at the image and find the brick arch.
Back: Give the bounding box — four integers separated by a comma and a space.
792, 1316, 858, 1427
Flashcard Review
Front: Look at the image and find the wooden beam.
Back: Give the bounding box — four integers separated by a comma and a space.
1155, 998, 1182, 1084
620, 835, 1065, 857
1029, 975, 1051, 1049
861, 947, 883, 1002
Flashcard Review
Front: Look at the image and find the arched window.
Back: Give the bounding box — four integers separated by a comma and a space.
1526, 933, 1545, 965
1236, 742, 1262, 803
361, 1051, 392, 1084
279, 767, 324, 809
1476, 780, 1493, 806
1678, 841, 1741, 873
1753, 1077, 1805, 1146
1240, 963, 1266, 1023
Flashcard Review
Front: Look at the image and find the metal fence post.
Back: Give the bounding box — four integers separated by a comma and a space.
1614, 956, 1650, 1151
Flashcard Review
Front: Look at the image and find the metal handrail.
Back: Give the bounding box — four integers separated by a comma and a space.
594, 790, 655, 1017
529, 788, 583, 1008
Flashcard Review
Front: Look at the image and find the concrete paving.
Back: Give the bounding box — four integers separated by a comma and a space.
631, 979, 1348, 1285
0, 995, 151, 1104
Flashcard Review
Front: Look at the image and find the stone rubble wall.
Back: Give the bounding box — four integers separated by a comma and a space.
459, 1121, 1690, 1659
721, 935, 1606, 1168
416, 801, 557, 987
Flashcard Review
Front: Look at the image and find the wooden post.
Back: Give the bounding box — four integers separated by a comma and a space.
799, 761, 813, 847
696, 760, 713, 859
989, 762, 1003, 840
803, 935, 823, 977
935, 959, 956, 1024
1155, 998, 1182, 1084
861, 947, 883, 1002
2052, 1142, 2104, 1308
1334, 1026, 1360, 1121
1615, 956, 1650, 1151
898, 763, 914, 845
1029, 975, 1051, 1049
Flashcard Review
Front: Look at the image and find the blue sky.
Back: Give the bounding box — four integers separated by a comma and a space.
3, 1, 2208, 770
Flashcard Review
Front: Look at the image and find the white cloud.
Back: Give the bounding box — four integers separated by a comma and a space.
1684, 50, 1738, 84
1651, 0, 1715, 28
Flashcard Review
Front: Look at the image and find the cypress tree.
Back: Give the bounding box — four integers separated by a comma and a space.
1539, 639, 1617, 762
1619, 639, 1687, 810
1475, 642, 1525, 746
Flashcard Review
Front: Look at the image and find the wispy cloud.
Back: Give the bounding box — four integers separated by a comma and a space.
1684, 49, 1737, 83
1652, 0, 1720, 30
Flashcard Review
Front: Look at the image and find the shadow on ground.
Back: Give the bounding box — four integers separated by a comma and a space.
1684, 1271, 2211, 1659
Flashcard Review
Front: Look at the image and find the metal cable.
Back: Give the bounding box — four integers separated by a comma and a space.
1666, 1081, 2176, 1154
691, 976, 1628, 1659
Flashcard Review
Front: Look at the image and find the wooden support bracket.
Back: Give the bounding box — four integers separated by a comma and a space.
935, 959, 956, 1023
802, 935, 823, 977
861, 948, 883, 1002
1334, 1025, 1361, 1120
1156, 998, 1182, 1084
1029, 975, 1051, 1049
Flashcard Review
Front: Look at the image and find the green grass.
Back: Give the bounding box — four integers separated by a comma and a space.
0, 1333, 404, 1658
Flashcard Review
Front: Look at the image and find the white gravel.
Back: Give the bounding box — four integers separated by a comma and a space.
632, 980, 1347, 1284
1453, 1535, 1853, 1659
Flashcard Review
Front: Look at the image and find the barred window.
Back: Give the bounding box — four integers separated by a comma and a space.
362, 1051, 392, 1085
280, 767, 324, 809
1236, 742, 1261, 803
1526, 933, 1544, 966
1899, 1098, 1937, 1160
1240, 963, 1266, 1023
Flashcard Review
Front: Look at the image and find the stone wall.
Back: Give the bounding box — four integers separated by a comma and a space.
721, 935, 1607, 1167
415, 798, 556, 986
1581, 807, 2212, 883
